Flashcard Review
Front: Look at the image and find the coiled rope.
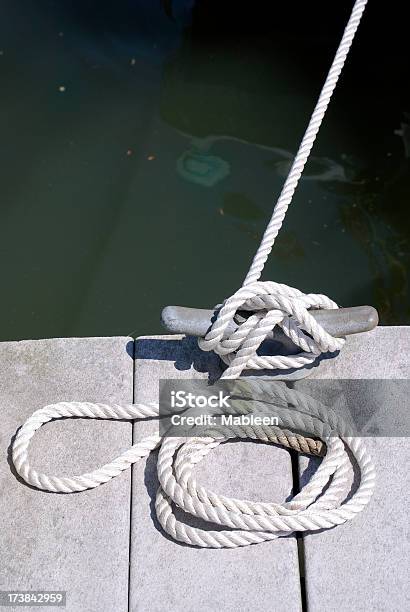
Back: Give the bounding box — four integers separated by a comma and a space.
12, 0, 374, 548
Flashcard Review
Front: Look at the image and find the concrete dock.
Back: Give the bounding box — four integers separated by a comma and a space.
0, 329, 409, 611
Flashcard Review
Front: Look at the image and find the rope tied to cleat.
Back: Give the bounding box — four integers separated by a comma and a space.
198, 283, 347, 378
12, 0, 375, 548
165, 0, 374, 379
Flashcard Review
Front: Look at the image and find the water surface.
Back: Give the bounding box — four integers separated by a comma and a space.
0, 1, 409, 341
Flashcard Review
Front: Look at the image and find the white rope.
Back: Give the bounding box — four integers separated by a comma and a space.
244, 0, 368, 287
199, 0, 369, 378
199, 281, 345, 379
11, 0, 374, 548
12, 383, 375, 548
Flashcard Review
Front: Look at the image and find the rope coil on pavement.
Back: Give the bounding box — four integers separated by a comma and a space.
12, 0, 374, 548
13, 383, 375, 548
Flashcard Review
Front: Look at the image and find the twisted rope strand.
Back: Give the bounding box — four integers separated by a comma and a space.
244, 0, 368, 287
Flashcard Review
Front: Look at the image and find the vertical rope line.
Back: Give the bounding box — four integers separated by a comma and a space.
243, 0, 368, 287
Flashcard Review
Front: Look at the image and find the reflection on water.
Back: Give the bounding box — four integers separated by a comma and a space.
0, 0, 409, 342
177, 149, 230, 187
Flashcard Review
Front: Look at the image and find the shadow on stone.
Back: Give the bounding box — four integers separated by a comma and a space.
135, 336, 223, 383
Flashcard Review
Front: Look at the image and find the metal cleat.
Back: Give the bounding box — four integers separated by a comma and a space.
160, 304, 379, 380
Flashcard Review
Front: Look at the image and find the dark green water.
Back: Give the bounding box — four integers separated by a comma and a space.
0, 1, 409, 342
